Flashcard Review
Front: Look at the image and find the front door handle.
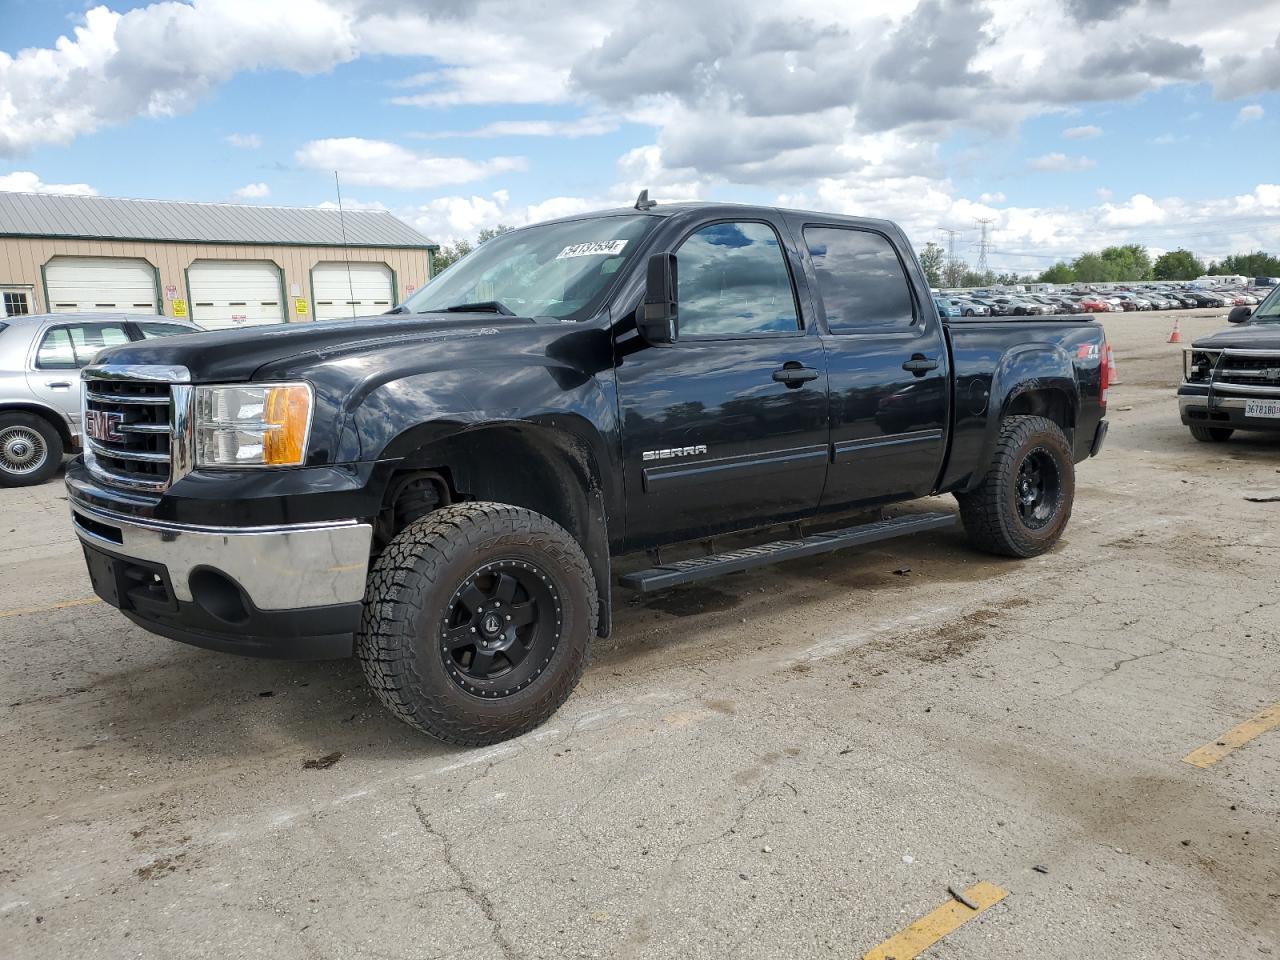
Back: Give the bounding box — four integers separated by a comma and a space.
45, 381, 73, 390
772, 362, 820, 388
902, 355, 939, 376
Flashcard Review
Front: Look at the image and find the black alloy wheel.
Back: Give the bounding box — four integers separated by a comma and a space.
1014, 447, 1062, 530
440, 560, 562, 698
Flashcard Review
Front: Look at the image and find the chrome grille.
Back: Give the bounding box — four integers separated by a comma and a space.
1208, 348, 1280, 396
82, 364, 193, 492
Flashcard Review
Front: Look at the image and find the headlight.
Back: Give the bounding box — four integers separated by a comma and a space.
195, 383, 313, 467
1183, 350, 1218, 383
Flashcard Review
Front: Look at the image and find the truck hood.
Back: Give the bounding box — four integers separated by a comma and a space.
92, 312, 535, 383
1191, 322, 1280, 351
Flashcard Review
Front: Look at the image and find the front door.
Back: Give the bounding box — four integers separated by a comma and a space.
799, 224, 949, 510
616, 219, 829, 550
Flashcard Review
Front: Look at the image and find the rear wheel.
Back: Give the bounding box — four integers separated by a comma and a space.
0, 412, 63, 487
957, 415, 1075, 558
357, 502, 596, 746
1189, 425, 1233, 443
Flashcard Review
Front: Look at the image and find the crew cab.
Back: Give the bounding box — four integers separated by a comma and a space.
1179, 291, 1280, 442
65, 200, 1110, 746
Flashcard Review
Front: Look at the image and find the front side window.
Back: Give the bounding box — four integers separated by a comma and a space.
804, 227, 915, 334
35, 324, 129, 369
676, 221, 799, 337
403, 215, 657, 321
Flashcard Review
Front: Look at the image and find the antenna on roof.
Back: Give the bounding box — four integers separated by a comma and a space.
634, 189, 657, 211
334, 171, 356, 319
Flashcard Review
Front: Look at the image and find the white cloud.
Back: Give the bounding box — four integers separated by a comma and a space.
0, 170, 96, 195
1236, 104, 1265, 124
1062, 124, 1103, 139
979, 191, 1006, 203
226, 133, 262, 149
428, 116, 619, 139
234, 182, 270, 199
295, 138, 526, 190
1028, 152, 1097, 172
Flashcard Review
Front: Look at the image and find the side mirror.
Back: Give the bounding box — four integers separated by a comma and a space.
637, 253, 678, 344
1228, 305, 1252, 324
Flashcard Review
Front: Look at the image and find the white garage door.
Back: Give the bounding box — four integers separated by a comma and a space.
313, 262, 394, 320
45, 257, 158, 314
188, 261, 285, 330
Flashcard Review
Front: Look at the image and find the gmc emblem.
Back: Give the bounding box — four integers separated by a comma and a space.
86, 409, 126, 444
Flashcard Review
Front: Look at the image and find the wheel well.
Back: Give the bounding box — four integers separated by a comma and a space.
378, 425, 613, 637
0, 403, 72, 446
1004, 389, 1074, 435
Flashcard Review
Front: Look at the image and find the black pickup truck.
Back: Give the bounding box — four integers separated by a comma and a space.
66, 200, 1109, 745
1179, 291, 1280, 441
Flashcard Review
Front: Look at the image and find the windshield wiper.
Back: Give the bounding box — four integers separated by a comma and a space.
438, 300, 515, 316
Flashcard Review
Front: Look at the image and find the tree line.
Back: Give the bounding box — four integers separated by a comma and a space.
917, 241, 1280, 288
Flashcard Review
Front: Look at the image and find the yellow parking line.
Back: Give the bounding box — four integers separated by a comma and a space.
863, 881, 1008, 960
0, 597, 100, 619
1183, 703, 1280, 768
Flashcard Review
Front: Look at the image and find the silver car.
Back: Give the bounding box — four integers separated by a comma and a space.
0, 313, 199, 486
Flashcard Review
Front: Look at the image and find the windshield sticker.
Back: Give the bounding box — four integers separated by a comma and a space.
556, 240, 629, 260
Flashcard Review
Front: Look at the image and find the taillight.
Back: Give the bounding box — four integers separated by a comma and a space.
1100, 341, 1112, 406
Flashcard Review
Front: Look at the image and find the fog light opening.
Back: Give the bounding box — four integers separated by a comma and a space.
189, 568, 251, 625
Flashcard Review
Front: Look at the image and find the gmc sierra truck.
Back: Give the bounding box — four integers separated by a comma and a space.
66, 200, 1110, 746
1179, 290, 1280, 441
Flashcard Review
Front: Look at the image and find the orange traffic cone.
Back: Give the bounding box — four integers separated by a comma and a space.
1167, 317, 1182, 344
1107, 343, 1120, 384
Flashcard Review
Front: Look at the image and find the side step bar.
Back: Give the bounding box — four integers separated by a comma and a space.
618, 512, 958, 593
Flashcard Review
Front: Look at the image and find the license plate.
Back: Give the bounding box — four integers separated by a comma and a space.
1245, 399, 1280, 419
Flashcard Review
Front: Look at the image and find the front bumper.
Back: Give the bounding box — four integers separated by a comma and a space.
1178, 393, 1280, 433
69, 501, 372, 659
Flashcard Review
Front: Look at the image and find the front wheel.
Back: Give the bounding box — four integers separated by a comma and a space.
956, 415, 1075, 558
1189, 425, 1233, 443
0, 412, 63, 487
357, 502, 597, 746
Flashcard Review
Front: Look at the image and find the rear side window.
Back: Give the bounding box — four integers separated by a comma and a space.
804, 227, 916, 334
135, 322, 193, 339
676, 221, 800, 337
35, 324, 129, 369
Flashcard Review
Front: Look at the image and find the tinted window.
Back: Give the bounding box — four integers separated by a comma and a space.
804, 228, 915, 333
135, 322, 192, 339
35, 324, 129, 369
676, 221, 799, 337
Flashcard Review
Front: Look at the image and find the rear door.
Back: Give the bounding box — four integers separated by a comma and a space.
616, 217, 829, 549
795, 223, 949, 511
26, 321, 132, 435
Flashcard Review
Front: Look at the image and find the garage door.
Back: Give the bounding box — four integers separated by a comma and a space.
45, 257, 158, 314
313, 262, 394, 320
188, 261, 284, 330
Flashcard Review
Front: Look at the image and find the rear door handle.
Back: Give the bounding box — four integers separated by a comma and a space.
902, 355, 939, 376
772, 362, 820, 388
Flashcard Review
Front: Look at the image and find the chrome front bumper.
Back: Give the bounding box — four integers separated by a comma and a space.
69, 502, 372, 611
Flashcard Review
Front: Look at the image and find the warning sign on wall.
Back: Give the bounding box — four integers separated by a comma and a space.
294, 297, 309, 316
164, 283, 178, 300
171, 299, 188, 318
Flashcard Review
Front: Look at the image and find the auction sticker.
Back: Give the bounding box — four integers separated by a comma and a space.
556, 240, 628, 260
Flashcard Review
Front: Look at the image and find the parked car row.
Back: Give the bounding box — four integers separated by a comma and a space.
937, 284, 1271, 317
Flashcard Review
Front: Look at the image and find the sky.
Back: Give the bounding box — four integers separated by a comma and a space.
1, 0, 1279, 274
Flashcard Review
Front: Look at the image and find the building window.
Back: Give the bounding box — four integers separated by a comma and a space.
3, 291, 30, 316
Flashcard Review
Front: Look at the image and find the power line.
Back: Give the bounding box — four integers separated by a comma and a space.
973, 218, 995, 275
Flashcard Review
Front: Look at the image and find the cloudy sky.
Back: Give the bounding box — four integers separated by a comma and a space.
2, 0, 1278, 272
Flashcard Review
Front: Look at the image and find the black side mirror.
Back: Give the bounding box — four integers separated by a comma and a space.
637, 253, 678, 344
1228, 305, 1252, 324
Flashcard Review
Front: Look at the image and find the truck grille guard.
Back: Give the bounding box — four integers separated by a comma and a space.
81, 364, 194, 493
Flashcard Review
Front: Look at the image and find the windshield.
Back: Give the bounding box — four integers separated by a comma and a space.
403, 215, 657, 321
1254, 286, 1280, 322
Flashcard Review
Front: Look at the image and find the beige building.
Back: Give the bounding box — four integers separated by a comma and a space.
0, 192, 436, 326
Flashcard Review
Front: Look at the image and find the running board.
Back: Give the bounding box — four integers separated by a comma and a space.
618, 512, 958, 593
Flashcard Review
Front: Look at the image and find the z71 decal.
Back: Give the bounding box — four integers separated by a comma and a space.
642, 445, 708, 462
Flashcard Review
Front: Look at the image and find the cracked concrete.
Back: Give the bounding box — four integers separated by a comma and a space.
1, 311, 1277, 959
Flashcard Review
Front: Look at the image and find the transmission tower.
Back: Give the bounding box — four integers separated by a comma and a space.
974, 218, 995, 276
938, 228, 962, 284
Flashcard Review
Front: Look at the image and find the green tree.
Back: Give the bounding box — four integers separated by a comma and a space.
1208, 251, 1280, 277
1099, 244, 1153, 281
1071, 252, 1110, 283
1038, 262, 1076, 284
1152, 249, 1205, 280
943, 256, 970, 288
918, 242, 945, 287
477, 223, 515, 244
960, 269, 995, 287
432, 224, 515, 273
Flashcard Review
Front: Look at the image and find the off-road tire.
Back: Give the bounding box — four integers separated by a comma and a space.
357, 502, 597, 746
956, 415, 1075, 558
1189, 424, 1233, 443
0, 411, 63, 487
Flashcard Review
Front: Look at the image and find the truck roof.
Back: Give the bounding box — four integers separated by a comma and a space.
532, 200, 901, 235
